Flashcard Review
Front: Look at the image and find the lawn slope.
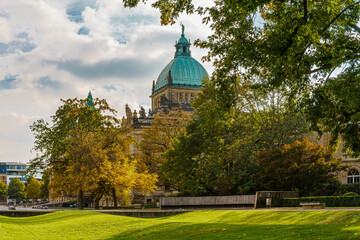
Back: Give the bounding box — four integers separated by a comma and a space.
1, 210, 360, 239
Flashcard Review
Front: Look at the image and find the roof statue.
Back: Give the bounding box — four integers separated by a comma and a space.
152, 25, 208, 94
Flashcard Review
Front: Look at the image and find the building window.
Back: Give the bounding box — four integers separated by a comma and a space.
347, 169, 360, 184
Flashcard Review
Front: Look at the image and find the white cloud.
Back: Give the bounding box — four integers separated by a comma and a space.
0, 17, 13, 43
0, 0, 214, 162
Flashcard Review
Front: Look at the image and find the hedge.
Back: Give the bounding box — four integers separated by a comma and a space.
282, 196, 360, 207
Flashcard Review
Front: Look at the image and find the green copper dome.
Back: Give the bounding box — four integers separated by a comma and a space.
153, 25, 208, 94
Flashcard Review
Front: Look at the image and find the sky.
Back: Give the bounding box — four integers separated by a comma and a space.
0, 0, 214, 163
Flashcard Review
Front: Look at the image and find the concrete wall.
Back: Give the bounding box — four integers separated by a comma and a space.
0, 210, 53, 217
160, 195, 256, 209
254, 191, 299, 209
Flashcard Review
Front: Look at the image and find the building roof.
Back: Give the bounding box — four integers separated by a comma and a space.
153, 25, 208, 94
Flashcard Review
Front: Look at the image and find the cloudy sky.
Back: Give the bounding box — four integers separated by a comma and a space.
0, 0, 213, 163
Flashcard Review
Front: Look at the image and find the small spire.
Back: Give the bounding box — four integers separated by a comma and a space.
86, 91, 94, 109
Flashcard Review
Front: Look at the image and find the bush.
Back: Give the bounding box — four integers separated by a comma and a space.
282, 196, 360, 207
142, 203, 158, 209
304, 183, 360, 197
309, 179, 344, 196
342, 183, 360, 195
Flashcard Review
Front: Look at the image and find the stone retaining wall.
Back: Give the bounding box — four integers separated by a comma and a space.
160, 195, 256, 209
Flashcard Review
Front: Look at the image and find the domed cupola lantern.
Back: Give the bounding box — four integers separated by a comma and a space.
175, 24, 191, 58
150, 24, 209, 113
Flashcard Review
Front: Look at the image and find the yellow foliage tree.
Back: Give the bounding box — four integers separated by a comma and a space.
138, 108, 192, 188
26, 178, 42, 201
30, 96, 157, 209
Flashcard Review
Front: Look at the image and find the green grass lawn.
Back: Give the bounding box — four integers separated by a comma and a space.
1, 210, 360, 239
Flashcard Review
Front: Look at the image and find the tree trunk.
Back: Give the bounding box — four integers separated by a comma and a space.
112, 188, 117, 209
78, 189, 84, 210
94, 196, 100, 210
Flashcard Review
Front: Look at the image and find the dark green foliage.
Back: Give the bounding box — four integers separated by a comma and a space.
122, 0, 360, 155
311, 182, 360, 197
283, 196, 360, 207
8, 178, 26, 202
309, 179, 345, 196
164, 79, 308, 196
343, 183, 360, 194
40, 168, 50, 199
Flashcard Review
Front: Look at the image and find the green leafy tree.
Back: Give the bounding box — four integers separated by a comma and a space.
164, 79, 308, 196
40, 168, 50, 199
123, 0, 360, 155
0, 181, 7, 201
257, 138, 346, 196
26, 178, 42, 201
8, 178, 26, 202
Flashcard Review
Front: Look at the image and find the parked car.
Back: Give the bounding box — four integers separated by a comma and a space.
32, 205, 48, 209
69, 203, 78, 208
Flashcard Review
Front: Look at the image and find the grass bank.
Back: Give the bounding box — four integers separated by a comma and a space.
1, 210, 360, 239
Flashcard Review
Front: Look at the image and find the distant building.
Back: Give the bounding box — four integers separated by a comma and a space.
0, 162, 42, 203
0, 163, 6, 185
0, 162, 43, 185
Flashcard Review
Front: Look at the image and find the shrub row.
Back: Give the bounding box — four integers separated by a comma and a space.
282, 196, 360, 207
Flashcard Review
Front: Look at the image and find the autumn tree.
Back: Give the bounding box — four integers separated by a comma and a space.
30, 96, 116, 208
8, 178, 26, 202
82, 128, 157, 209
138, 108, 192, 188
26, 178, 42, 201
257, 139, 346, 196
25, 176, 36, 187
0, 181, 7, 201
30, 95, 157, 209
123, 0, 360, 155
